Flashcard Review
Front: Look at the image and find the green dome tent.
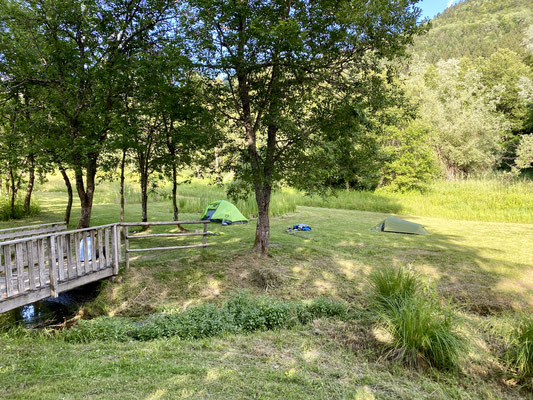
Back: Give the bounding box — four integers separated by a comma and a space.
373, 216, 429, 235
200, 200, 248, 225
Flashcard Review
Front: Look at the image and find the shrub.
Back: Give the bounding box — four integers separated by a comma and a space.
369, 266, 465, 370
0, 200, 40, 221
64, 294, 348, 343
306, 296, 349, 320
63, 317, 135, 343
504, 316, 533, 383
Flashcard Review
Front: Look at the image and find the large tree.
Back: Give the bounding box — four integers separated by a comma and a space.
179, 0, 425, 255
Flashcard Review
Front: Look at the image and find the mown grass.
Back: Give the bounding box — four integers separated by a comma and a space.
0, 180, 531, 399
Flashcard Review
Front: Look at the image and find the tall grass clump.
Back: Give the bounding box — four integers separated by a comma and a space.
504, 316, 533, 384
369, 266, 465, 370
63, 294, 348, 343
368, 266, 420, 308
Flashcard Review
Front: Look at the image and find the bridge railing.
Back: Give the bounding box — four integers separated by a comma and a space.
0, 223, 121, 313
0, 222, 67, 242
0, 220, 213, 314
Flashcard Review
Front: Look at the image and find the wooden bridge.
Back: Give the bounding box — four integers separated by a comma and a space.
0, 220, 210, 314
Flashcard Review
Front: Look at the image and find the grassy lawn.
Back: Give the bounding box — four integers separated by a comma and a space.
1, 186, 532, 399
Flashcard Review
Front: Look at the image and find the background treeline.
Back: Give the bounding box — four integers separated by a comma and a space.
400, 0, 533, 185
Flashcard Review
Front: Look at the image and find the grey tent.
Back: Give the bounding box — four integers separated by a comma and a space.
373, 216, 429, 235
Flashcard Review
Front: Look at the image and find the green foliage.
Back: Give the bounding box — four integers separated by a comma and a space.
62, 317, 136, 343
0, 199, 40, 221
381, 122, 441, 191
504, 316, 533, 383
405, 57, 510, 177
412, 0, 533, 62
63, 294, 348, 343
369, 266, 465, 370
514, 134, 533, 171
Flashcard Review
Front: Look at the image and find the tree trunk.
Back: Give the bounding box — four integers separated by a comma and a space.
75, 156, 97, 228
140, 166, 148, 223
214, 147, 220, 184
195, 166, 202, 180
171, 162, 186, 232
120, 149, 126, 223
172, 163, 178, 221
24, 153, 35, 213
59, 165, 73, 225
253, 186, 271, 256
9, 168, 16, 218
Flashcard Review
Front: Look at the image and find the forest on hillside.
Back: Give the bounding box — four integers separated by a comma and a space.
0, 0, 532, 252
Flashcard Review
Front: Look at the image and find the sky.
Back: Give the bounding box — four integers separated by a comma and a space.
417, 0, 461, 20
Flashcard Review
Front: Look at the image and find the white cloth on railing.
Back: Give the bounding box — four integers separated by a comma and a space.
79, 237, 94, 262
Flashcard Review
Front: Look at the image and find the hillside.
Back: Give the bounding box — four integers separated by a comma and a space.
412, 0, 533, 62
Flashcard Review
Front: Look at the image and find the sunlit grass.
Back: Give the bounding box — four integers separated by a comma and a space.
36, 173, 533, 223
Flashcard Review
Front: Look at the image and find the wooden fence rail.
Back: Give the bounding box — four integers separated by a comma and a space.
123, 220, 210, 269
0, 220, 213, 314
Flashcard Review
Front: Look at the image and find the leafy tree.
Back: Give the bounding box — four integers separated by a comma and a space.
179, 0, 425, 255
0, 0, 174, 227
411, 0, 533, 62
405, 57, 510, 178
380, 121, 440, 191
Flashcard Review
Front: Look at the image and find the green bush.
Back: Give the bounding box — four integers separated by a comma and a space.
62, 317, 136, 343
504, 316, 533, 383
0, 200, 40, 221
369, 266, 465, 370
64, 294, 348, 343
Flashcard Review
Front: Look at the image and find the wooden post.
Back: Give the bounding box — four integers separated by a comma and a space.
118, 226, 122, 263
48, 236, 58, 297
90, 230, 97, 272
15, 243, 25, 294
65, 234, 73, 279
74, 232, 82, 276
202, 222, 208, 249
104, 228, 111, 268
124, 226, 130, 269
97, 229, 104, 270
26, 240, 36, 290
82, 232, 89, 275
56, 235, 65, 281
37, 239, 46, 288
112, 225, 119, 275
3, 245, 13, 297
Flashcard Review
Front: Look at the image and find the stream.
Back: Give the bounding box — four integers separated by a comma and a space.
2, 283, 101, 328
